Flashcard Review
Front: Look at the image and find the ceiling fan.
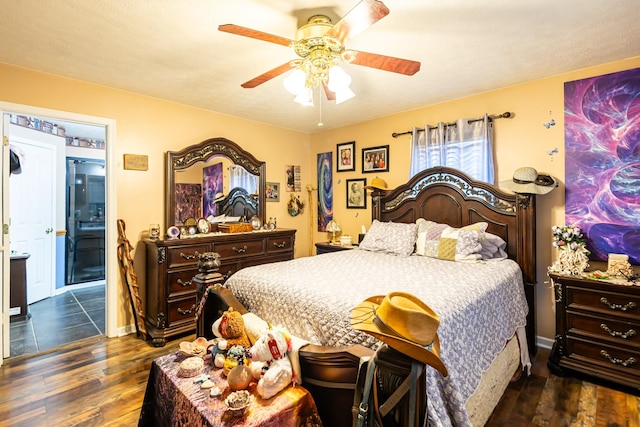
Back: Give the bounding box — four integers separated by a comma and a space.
218, 0, 421, 102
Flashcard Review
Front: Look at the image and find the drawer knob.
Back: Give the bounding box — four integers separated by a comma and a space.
600, 297, 637, 312
176, 278, 193, 287
273, 241, 286, 248
600, 350, 636, 367
600, 323, 637, 339
177, 304, 196, 316
180, 251, 200, 260
232, 245, 248, 253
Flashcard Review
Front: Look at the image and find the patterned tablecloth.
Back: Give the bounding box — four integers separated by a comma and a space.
139, 352, 322, 427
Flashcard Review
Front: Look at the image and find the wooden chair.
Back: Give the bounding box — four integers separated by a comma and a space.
299, 344, 373, 427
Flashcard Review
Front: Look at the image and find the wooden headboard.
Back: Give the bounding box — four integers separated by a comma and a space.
216, 187, 258, 218
371, 167, 538, 352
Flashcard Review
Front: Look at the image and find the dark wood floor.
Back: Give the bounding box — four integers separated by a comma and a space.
1, 334, 638, 426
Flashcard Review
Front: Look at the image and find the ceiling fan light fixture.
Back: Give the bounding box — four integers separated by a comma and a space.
327, 65, 351, 92
294, 87, 314, 107
283, 68, 306, 95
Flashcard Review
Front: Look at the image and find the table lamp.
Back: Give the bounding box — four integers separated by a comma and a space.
326, 220, 341, 244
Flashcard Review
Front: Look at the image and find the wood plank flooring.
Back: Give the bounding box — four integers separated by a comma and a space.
1, 334, 638, 426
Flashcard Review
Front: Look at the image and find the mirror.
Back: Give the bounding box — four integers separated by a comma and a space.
166, 137, 266, 227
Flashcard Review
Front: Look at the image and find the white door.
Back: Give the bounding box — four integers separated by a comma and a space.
1, 115, 10, 363
9, 139, 55, 304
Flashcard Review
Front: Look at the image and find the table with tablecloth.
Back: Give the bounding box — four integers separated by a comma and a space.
139, 352, 322, 426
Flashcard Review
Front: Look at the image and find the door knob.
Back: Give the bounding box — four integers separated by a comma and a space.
45, 228, 53, 234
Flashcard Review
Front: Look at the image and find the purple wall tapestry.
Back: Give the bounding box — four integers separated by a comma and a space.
317, 152, 333, 231
202, 162, 223, 218
564, 67, 640, 265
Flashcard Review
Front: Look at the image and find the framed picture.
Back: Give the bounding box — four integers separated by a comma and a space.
346, 178, 367, 209
266, 182, 280, 202
362, 145, 389, 173
336, 141, 356, 172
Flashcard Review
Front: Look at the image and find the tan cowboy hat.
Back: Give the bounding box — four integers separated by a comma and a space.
350, 292, 448, 376
363, 177, 390, 191
500, 167, 557, 195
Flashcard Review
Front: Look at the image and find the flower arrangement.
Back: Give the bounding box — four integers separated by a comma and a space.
551, 224, 588, 251
549, 224, 590, 275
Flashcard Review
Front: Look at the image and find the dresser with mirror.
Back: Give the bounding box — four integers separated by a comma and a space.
144, 137, 295, 346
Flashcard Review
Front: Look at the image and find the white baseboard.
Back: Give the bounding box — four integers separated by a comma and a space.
117, 324, 137, 337
536, 336, 554, 350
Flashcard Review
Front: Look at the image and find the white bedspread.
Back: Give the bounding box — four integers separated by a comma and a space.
226, 249, 529, 426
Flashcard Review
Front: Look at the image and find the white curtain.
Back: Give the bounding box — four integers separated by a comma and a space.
409, 114, 495, 184
229, 165, 258, 194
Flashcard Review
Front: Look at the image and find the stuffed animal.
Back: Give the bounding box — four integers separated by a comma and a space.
249, 328, 293, 399
212, 307, 251, 349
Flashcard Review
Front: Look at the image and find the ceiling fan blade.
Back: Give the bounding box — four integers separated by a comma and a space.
219, 24, 293, 47
348, 50, 421, 76
241, 62, 293, 88
326, 0, 390, 43
322, 82, 336, 101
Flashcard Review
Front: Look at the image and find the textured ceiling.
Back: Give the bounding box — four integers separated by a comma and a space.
0, 0, 639, 134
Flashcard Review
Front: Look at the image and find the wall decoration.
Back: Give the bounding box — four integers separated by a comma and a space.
287, 194, 305, 217
285, 164, 301, 192
317, 152, 333, 231
362, 145, 389, 173
564, 67, 640, 264
266, 182, 280, 202
202, 162, 223, 218
346, 178, 367, 209
174, 183, 201, 225
336, 141, 355, 172
123, 154, 148, 171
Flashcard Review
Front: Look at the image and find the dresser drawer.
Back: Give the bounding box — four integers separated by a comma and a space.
567, 286, 640, 321
566, 336, 640, 377
167, 244, 210, 269
167, 295, 198, 326
167, 269, 198, 297
214, 239, 265, 258
267, 235, 294, 253
567, 311, 640, 349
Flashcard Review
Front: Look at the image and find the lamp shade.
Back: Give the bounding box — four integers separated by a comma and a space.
326, 220, 341, 232
283, 69, 306, 95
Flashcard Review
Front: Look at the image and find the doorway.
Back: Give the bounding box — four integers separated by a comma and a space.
1, 105, 117, 363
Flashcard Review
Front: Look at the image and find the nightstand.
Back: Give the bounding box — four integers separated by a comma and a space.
548, 272, 640, 393
315, 242, 357, 255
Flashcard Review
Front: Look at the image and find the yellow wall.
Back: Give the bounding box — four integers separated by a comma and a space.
0, 63, 312, 331
2, 55, 639, 344
310, 56, 640, 344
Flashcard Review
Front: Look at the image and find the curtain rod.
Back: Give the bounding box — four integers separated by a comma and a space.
391, 112, 513, 138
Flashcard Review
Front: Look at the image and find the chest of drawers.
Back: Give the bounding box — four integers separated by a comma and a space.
144, 229, 295, 346
548, 273, 640, 392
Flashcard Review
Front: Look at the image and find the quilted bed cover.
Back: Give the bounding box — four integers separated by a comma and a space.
226, 249, 529, 426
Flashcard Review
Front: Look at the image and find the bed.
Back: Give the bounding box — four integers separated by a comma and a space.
202, 167, 538, 426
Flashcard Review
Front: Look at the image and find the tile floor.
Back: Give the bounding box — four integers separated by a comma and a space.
9, 284, 105, 358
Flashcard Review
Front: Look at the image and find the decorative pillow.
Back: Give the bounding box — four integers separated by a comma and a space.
415, 219, 448, 256
359, 220, 418, 257
415, 219, 489, 262
480, 232, 508, 261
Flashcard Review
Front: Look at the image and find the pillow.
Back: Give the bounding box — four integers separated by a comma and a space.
359, 220, 418, 257
480, 232, 508, 260
414, 219, 489, 262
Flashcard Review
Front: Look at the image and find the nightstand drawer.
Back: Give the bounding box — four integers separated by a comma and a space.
167, 269, 198, 296
214, 239, 265, 258
567, 311, 640, 348
167, 244, 210, 269
567, 286, 640, 321
566, 336, 640, 377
